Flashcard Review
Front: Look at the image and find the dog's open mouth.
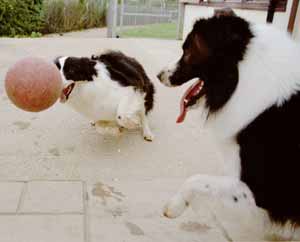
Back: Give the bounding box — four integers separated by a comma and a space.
60, 82, 75, 103
177, 79, 205, 123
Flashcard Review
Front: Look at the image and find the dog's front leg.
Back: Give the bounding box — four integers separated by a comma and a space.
116, 95, 141, 130
164, 174, 265, 240
164, 174, 255, 217
117, 93, 154, 141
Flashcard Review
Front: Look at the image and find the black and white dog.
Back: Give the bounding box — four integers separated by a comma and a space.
55, 51, 155, 141
158, 9, 300, 240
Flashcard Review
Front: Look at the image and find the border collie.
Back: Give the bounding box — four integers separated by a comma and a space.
158, 8, 300, 240
55, 51, 155, 141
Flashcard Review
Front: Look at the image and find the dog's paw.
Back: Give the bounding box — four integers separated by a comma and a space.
143, 132, 154, 142
163, 193, 188, 218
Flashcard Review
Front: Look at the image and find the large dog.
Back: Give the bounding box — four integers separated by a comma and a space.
158, 9, 300, 240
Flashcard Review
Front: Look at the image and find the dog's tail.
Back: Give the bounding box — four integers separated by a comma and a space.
144, 82, 155, 114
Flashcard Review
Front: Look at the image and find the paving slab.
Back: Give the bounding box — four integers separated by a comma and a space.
87, 179, 227, 242
20, 181, 83, 213
89, 217, 227, 242
0, 37, 258, 241
0, 215, 84, 242
0, 182, 24, 213
45, 27, 107, 38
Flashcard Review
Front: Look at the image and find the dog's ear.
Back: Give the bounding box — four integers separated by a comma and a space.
81, 57, 97, 68
214, 7, 236, 18
54, 56, 63, 70
183, 32, 210, 65
193, 34, 210, 60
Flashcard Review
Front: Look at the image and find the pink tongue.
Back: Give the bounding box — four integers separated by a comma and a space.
61, 83, 75, 100
177, 80, 204, 123
177, 102, 188, 123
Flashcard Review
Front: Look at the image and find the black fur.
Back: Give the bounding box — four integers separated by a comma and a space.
65, 57, 97, 81
92, 51, 155, 113
166, 15, 253, 112
54, 57, 61, 70
237, 92, 300, 225
163, 12, 300, 226
56, 57, 98, 81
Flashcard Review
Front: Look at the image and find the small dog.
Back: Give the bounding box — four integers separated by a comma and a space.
55, 51, 155, 141
158, 8, 300, 240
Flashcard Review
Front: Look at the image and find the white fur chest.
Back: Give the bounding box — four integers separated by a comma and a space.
64, 63, 133, 122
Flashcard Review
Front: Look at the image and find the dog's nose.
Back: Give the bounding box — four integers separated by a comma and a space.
157, 71, 163, 81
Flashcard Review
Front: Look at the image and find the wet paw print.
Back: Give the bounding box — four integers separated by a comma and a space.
48, 148, 60, 157
180, 222, 211, 233
92, 182, 125, 205
13, 121, 31, 130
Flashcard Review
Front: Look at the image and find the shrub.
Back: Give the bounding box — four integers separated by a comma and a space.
84, 0, 107, 29
42, 0, 107, 34
0, 0, 44, 37
0, 0, 107, 37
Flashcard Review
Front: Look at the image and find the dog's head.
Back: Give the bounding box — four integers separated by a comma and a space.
54, 56, 97, 82
158, 9, 253, 122
54, 56, 97, 102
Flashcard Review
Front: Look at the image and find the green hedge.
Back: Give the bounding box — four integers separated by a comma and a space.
0, 0, 44, 37
0, 0, 107, 37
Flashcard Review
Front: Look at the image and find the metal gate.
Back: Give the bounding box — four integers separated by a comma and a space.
115, 0, 179, 39
119, 0, 178, 27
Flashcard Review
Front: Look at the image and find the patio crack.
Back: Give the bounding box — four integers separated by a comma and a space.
16, 181, 28, 213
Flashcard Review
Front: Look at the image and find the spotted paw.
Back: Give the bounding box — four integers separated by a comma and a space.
163, 193, 188, 219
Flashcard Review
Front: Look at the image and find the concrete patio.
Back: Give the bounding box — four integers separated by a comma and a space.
0, 37, 258, 241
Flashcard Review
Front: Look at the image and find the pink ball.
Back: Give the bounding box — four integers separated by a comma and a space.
5, 57, 62, 112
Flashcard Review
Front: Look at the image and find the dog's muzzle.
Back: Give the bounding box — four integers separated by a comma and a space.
157, 70, 172, 87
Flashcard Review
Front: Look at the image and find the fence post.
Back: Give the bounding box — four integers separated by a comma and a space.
107, 0, 118, 38
119, 0, 124, 34
176, 2, 185, 40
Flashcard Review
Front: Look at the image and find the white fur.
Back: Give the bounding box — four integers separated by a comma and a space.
207, 24, 300, 181
58, 58, 154, 141
206, 24, 300, 141
163, 22, 300, 240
